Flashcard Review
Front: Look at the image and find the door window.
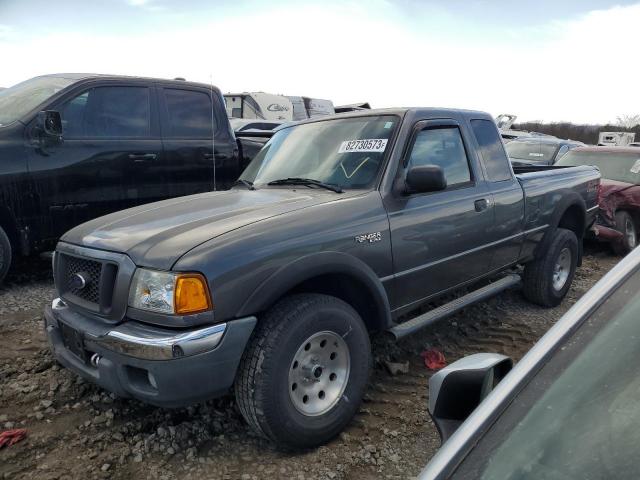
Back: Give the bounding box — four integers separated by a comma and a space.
407, 127, 471, 187
555, 144, 570, 161
470, 119, 512, 181
59, 86, 151, 138
163, 89, 215, 138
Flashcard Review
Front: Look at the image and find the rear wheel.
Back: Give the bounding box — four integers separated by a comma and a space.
523, 228, 578, 307
612, 211, 637, 255
0, 226, 12, 284
234, 293, 371, 449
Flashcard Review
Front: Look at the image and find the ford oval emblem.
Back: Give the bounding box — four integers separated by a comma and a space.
70, 272, 88, 290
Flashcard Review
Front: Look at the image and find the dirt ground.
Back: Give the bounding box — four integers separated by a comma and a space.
0, 246, 620, 480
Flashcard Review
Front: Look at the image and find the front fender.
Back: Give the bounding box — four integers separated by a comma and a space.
235, 251, 392, 329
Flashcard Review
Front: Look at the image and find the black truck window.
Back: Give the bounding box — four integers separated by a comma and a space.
163, 89, 215, 138
60, 86, 151, 138
470, 119, 512, 181
408, 127, 471, 187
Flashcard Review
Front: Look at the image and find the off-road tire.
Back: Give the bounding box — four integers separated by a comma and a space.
0, 226, 12, 285
234, 293, 371, 449
612, 210, 637, 256
523, 228, 578, 307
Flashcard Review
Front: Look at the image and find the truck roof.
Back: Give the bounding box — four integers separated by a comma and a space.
287, 107, 494, 127
32, 73, 221, 91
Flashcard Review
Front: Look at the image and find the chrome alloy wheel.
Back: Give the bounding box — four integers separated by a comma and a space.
288, 331, 350, 416
552, 247, 572, 291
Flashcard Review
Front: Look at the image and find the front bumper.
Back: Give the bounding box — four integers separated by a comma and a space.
44, 298, 256, 407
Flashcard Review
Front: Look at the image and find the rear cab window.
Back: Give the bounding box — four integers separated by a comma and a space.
470, 119, 513, 181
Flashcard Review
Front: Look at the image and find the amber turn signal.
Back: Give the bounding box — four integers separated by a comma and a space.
174, 274, 212, 315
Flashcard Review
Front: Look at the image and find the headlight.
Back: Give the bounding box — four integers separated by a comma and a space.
128, 269, 212, 315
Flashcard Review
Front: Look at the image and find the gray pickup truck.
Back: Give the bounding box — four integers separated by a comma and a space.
44, 108, 600, 449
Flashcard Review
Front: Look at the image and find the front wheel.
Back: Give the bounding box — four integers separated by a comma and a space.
234, 293, 371, 449
612, 211, 637, 255
523, 228, 578, 307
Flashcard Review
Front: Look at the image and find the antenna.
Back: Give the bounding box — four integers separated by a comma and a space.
210, 74, 216, 191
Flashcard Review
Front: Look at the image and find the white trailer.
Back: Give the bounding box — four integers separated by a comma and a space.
224, 92, 335, 121
598, 131, 636, 147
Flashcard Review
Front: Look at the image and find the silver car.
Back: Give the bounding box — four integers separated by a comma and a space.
421, 246, 640, 479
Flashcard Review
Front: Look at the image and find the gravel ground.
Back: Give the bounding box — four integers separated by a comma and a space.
0, 247, 620, 480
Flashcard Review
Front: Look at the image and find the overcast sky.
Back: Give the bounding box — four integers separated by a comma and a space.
1, 0, 639, 124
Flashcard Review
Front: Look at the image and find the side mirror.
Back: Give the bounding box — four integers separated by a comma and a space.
37, 110, 63, 139
428, 353, 512, 443
405, 165, 447, 194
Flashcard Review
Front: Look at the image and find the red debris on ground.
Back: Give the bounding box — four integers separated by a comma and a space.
420, 349, 447, 370
0, 429, 27, 449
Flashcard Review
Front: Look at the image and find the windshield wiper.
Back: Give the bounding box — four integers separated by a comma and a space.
233, 179, 255, 190
267, 177, 343, 193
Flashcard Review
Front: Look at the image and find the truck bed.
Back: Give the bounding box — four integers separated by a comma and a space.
514, 164, 600, 260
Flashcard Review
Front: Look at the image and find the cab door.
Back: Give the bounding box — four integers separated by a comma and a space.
158, 86, 239, 196
26, 82, 161, 238
383, 119, 494, 313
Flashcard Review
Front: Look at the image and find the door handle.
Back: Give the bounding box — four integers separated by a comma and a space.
474, 199, 490, 212
128, 153, 157, 162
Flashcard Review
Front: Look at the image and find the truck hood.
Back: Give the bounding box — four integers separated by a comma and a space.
61, 188, 356, 270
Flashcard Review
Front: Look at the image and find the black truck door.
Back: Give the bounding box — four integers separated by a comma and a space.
158, 86, 239, 195
384, 119, 494, 312
27, 83, 161, 239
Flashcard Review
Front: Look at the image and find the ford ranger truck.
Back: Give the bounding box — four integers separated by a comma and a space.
44, 108, 600, 449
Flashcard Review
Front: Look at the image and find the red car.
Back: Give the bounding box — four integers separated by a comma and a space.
558, 146, 640, 254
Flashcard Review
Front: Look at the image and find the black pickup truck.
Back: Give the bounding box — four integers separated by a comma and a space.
44, 108, 600, 449
0, 73, 264, 283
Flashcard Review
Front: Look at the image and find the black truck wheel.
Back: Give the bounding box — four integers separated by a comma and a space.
612, 211, 637, 255
234, 293, 371, 449
523, 228, 578, 307
0, 226, 12, 284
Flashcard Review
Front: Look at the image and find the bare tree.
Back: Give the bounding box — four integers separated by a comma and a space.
616, 114, 640, 129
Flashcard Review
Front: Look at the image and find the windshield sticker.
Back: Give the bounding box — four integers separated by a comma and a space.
529, 153, 544, 157
630, 159, 640, 174
339, 139, 388, 153
384, 122, 393, 129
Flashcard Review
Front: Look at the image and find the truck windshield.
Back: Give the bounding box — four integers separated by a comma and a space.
0, 75, 76, 127
240, 115, 398, 190
505, 141, 557, 162
557, 150, 640, 185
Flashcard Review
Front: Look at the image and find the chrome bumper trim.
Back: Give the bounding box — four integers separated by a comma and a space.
51, 298, 226, 360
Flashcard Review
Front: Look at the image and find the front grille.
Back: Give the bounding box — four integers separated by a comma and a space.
57, 252, 119, 314
65, 256, 103, 304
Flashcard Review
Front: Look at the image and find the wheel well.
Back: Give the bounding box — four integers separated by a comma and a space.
557, 204, 585, 240
616, 208, 640, 227
286, 273, 386, 332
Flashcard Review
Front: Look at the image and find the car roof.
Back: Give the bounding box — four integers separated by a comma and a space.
35, 73, 219, 91
572, 146, 640, 154
419, 247, 640, 478
507, 136, 582, 146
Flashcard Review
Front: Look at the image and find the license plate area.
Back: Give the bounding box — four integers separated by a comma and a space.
60, 323, 87, 363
